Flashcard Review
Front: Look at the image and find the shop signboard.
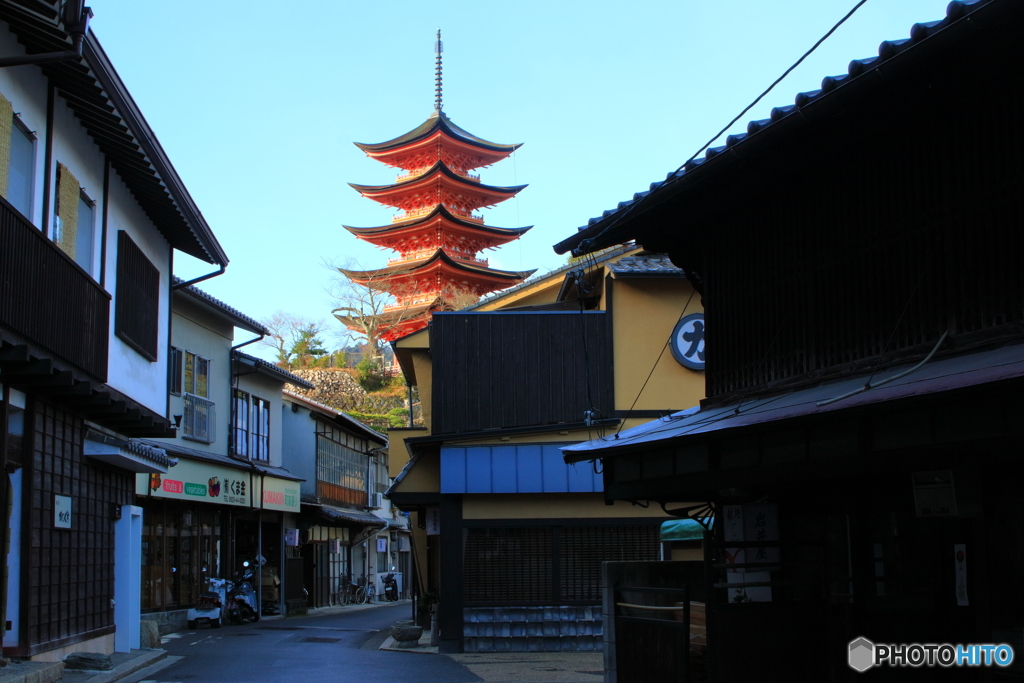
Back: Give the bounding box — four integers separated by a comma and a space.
136, 459, 252, 507
260, 476, 301, 513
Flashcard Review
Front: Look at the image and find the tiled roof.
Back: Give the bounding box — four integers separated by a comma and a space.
173, 277, 268, 335
554, 0, 998, 256
234, 351, 315, 390
282, 389, 388, 444
465, 244, 635, 310
607, 255, 684, 277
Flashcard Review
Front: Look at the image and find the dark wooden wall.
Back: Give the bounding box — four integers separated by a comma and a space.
431, 312, 613, 435
645, 11, 1024, 402
0, 196, 110, 381
22, 399, 131, 655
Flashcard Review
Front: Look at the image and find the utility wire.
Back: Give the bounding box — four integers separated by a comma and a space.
671, 0, 869, 176
576, 0, 870, 252
616, 286, 697, 436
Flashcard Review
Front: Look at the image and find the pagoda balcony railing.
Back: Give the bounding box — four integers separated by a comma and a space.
0, 195, 110, 380
388, 248, 488, 267
386, 296, 435, 310
397, 167, 480, 183
393, 205, 483, 223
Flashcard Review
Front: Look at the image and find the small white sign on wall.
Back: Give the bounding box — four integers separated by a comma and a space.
377, 537, 387, 553
54, 495, 72, 529
425, 507, 441, 536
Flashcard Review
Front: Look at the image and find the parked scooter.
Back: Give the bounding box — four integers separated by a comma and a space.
383, 572, 399, 602
187, 578, 225, 629
226, 561, 260, 624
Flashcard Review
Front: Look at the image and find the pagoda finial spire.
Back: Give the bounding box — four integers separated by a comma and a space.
434, 29, 443, 112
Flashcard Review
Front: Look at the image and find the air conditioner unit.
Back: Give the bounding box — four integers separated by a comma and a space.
370, 492, 384, 509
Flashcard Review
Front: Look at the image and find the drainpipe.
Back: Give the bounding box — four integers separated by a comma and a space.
0, 2, 93, 68
172, 264, 227, 290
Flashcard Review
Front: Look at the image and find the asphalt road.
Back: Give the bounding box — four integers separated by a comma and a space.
143, 602, 482, 683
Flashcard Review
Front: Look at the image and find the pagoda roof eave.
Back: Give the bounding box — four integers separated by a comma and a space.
338, 249, 536, 283
343, 206, 532, 238
348, 160, 527, 197
334, 300, 439, 324
354, 111, 521, 154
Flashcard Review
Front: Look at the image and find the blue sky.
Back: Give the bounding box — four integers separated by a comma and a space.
89, 0, 955, 357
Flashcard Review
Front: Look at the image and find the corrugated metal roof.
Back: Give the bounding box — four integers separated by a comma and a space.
562, 342, 1024, 462
554, 0, 1000, 257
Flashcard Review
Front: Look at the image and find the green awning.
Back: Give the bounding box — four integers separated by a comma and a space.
660, 519, 707, 542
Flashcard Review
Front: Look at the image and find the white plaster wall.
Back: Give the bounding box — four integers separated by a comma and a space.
103, 173, 171, 414
281, 400, 318, 498
0, 23, 172, 415
0, 23, 47, 228
49, 88, 105, 277
236, 371, 286, 468
151, 297, 235, 454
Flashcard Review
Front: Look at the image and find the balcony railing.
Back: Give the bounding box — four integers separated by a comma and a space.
183, 394, 216, 444
397, 168, 479, 183
388, 248, 488, 267
0, 196, 110, 380
393, 205, 483, 223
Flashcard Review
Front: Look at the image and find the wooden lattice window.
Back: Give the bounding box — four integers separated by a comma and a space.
463, 527, 554, 604
559, 525, 661, 602
463, 524, 662, 606
115, 230, 159, 361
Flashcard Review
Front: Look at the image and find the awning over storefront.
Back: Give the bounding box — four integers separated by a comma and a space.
660, 518, 706, 542
309, 504, 388, 528
85, 431, 177, 473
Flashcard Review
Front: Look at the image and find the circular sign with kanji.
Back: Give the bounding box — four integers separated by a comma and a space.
670, 313, 705, 371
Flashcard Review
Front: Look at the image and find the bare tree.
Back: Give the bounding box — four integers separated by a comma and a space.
324, 257, 431, 360
259, 312, 331, 369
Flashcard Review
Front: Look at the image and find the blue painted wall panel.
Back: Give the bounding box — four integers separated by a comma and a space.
442, 444, 603, 494
516, 446, 544, 492
490, 446, 518, 493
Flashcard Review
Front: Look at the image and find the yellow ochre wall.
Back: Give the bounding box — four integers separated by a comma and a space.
611, 277, 704, 413
464, 493, 687, 520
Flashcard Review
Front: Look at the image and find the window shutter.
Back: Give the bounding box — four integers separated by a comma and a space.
0, 92, 12, 196
115, 230, 160, 360
54, 163, 79, 257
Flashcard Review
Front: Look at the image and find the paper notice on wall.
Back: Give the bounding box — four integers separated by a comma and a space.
425, 507, 441, 536
723, 505, 745, 602
955, 544, 968, 606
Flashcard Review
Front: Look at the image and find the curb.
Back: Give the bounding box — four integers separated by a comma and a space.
61, 649, 167, 683
378, 634, 438, 655
0, 660, 63, 683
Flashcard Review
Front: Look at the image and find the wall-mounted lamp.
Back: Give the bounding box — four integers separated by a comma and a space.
171, 415, 183, 431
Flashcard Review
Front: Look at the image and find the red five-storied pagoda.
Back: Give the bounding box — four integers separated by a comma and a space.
337, 31, 535, 343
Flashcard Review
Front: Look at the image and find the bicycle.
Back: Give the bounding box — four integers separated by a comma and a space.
354, 585, 366, 604
366, 583, 376, 603
338, 576, 359, 606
